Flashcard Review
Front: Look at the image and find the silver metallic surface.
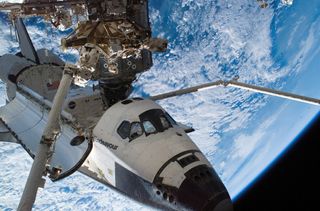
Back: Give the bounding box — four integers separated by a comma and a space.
150, 79, 320, 106
17, 66, 74, 211
228, 80, 320, 106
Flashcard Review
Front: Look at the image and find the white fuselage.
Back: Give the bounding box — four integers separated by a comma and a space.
0, 53, 233, 211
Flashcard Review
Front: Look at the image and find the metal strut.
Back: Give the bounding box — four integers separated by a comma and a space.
227, 80, 320, 106
150, 78, 320, 106
17, 64, 77, 211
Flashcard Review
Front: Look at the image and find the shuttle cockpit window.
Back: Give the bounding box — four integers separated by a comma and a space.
160, 116, 170, 129
139, 109, 172, 135
143, 121, 157, 134
129, 122, 143, 140
117, 121, 130, 139
117, 110, 175, 141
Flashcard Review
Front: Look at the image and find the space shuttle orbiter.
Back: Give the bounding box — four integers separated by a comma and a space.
0, 18, 233, 211
0, 1, 317, 211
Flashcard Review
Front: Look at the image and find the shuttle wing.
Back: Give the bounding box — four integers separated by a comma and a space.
0, 117, 17, 143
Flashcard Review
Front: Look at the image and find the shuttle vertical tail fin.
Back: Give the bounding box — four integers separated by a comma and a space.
15, 18, 39, 64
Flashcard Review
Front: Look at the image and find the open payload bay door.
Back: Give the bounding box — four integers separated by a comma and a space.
0, 92, 92, 181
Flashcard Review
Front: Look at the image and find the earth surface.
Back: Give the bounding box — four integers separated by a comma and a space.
0, 0, 320, 210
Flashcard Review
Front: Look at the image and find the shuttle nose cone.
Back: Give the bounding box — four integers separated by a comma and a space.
177, 165, 233, 211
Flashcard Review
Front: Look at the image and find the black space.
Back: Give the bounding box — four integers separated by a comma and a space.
234, 112, 320, 211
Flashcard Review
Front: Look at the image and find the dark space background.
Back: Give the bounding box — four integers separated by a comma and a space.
234, 112, 320, 211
